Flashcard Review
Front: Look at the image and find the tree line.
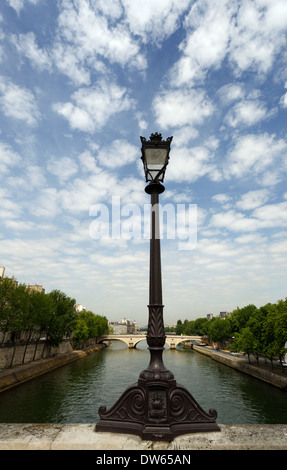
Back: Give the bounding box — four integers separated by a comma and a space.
0, 276, 109, 351
171, 298, 287, 369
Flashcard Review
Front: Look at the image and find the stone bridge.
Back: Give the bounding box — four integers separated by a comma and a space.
98, 334, 204, 349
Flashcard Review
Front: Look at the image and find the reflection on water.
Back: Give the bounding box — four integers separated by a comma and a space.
0, 340, 286, 424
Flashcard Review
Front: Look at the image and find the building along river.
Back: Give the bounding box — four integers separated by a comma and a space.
0, 340, 286, 424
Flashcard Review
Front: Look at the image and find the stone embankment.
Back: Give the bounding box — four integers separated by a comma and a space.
0, 344, 106, 393
193, 344, 287, 390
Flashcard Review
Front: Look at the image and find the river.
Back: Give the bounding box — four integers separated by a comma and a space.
0, 341, 286, 424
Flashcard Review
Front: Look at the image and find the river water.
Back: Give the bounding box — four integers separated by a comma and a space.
0, 341, 286, 424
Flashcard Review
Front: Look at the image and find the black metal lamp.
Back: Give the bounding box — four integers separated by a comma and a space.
140, 132, 172, 185
96, 133, 220, 441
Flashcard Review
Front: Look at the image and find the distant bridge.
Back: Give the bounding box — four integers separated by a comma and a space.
98, 334, 204, 349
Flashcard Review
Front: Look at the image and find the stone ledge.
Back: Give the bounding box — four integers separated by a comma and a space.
0, 424, 286, 450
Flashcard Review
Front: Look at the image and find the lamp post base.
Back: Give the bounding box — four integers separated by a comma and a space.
96, 373, 220, 441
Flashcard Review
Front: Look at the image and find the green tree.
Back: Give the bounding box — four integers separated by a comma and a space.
261, 301, 287, 368
27, 290, 54, 360
207, 317, 232, 349
73, 318, 89, 346
193, 317, 209, 336
175, 319, 184, 335
7, 283, 30, 340
245, 305, 268, 364
274, 299, 287, 368
46, 290, 77, 347
232, 327, 254, 362
73, 310, 109, 346
0, 277, 17, 341
229, 304, 257, 333
95, 314, 109, 337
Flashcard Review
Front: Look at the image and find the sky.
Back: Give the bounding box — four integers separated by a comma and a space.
0, 0, 287, 328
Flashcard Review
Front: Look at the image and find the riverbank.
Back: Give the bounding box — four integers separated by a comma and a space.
193, 344, 287, 390
0, 343, 106, 393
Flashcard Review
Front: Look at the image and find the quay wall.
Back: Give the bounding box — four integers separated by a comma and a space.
193, 345, 287, 390
0, 336, 102, 370
0, 343, 106, 392
0, 339, 74, 370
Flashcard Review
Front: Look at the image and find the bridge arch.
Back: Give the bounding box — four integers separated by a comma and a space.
98, 334, 147, 348
98, 334, 203, 349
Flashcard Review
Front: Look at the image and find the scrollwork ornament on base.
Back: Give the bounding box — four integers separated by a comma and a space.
96, 377, 220, 441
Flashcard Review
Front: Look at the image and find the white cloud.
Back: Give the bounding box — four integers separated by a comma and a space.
52, 42, 93, 86
153, 88, 214, 129
210, 209, 260, 232
253, 201, 287, 228
10, 32, 51, 72
4, 161, 46, 192
0, 141, 22, 174
47, 157, 78, 185
280, 92, 287, 108
25, 165, 46, 189
78, 150, 101, 175
218, 84, 276, 128
59, 171, 116, 214
225, 133, 287, 181
10, 0, 146, 86
229, 0, 287, 75
169, 0, 287, 87
30, 187, 60, 218
93, 0, 123, 20
122, 0, 191, 44
57, 0, 146, 71
210, 200, 287, 234
0, 188, 21, 220
96, 140, 138, 168
212, 193, 232, 209
172, 125, 199, 146
167, 145, 215, 183
224, 99, 270, 128
212, 194, 232, 204
217, 83, 245, 104
6, 0, 38, 15
53, 81, 135, 132
235, 233, 267, 244
0, 76, 40, 126
236, 189, 271, 210
170, 0, 236, 86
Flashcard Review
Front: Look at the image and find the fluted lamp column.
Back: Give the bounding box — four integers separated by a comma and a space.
96, 133, 220, 441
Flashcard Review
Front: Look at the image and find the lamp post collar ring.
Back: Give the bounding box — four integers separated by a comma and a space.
145, 181, 165, 194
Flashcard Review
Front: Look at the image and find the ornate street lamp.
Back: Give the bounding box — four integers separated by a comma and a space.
140, 131, 172, 185
96, 133, 220, 441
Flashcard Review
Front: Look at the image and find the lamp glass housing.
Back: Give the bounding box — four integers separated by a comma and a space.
141, 133, 173, 183
144, 148, 168, 182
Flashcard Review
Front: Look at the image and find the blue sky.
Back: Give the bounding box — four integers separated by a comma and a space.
1, 0, 287, 327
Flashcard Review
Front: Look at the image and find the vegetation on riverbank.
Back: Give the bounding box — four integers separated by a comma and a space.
172, 298, 287, 369
72, 310, 109, 346
0, 276, 108, 349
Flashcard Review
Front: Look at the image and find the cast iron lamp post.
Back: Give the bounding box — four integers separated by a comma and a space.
96, 133, 220, 441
